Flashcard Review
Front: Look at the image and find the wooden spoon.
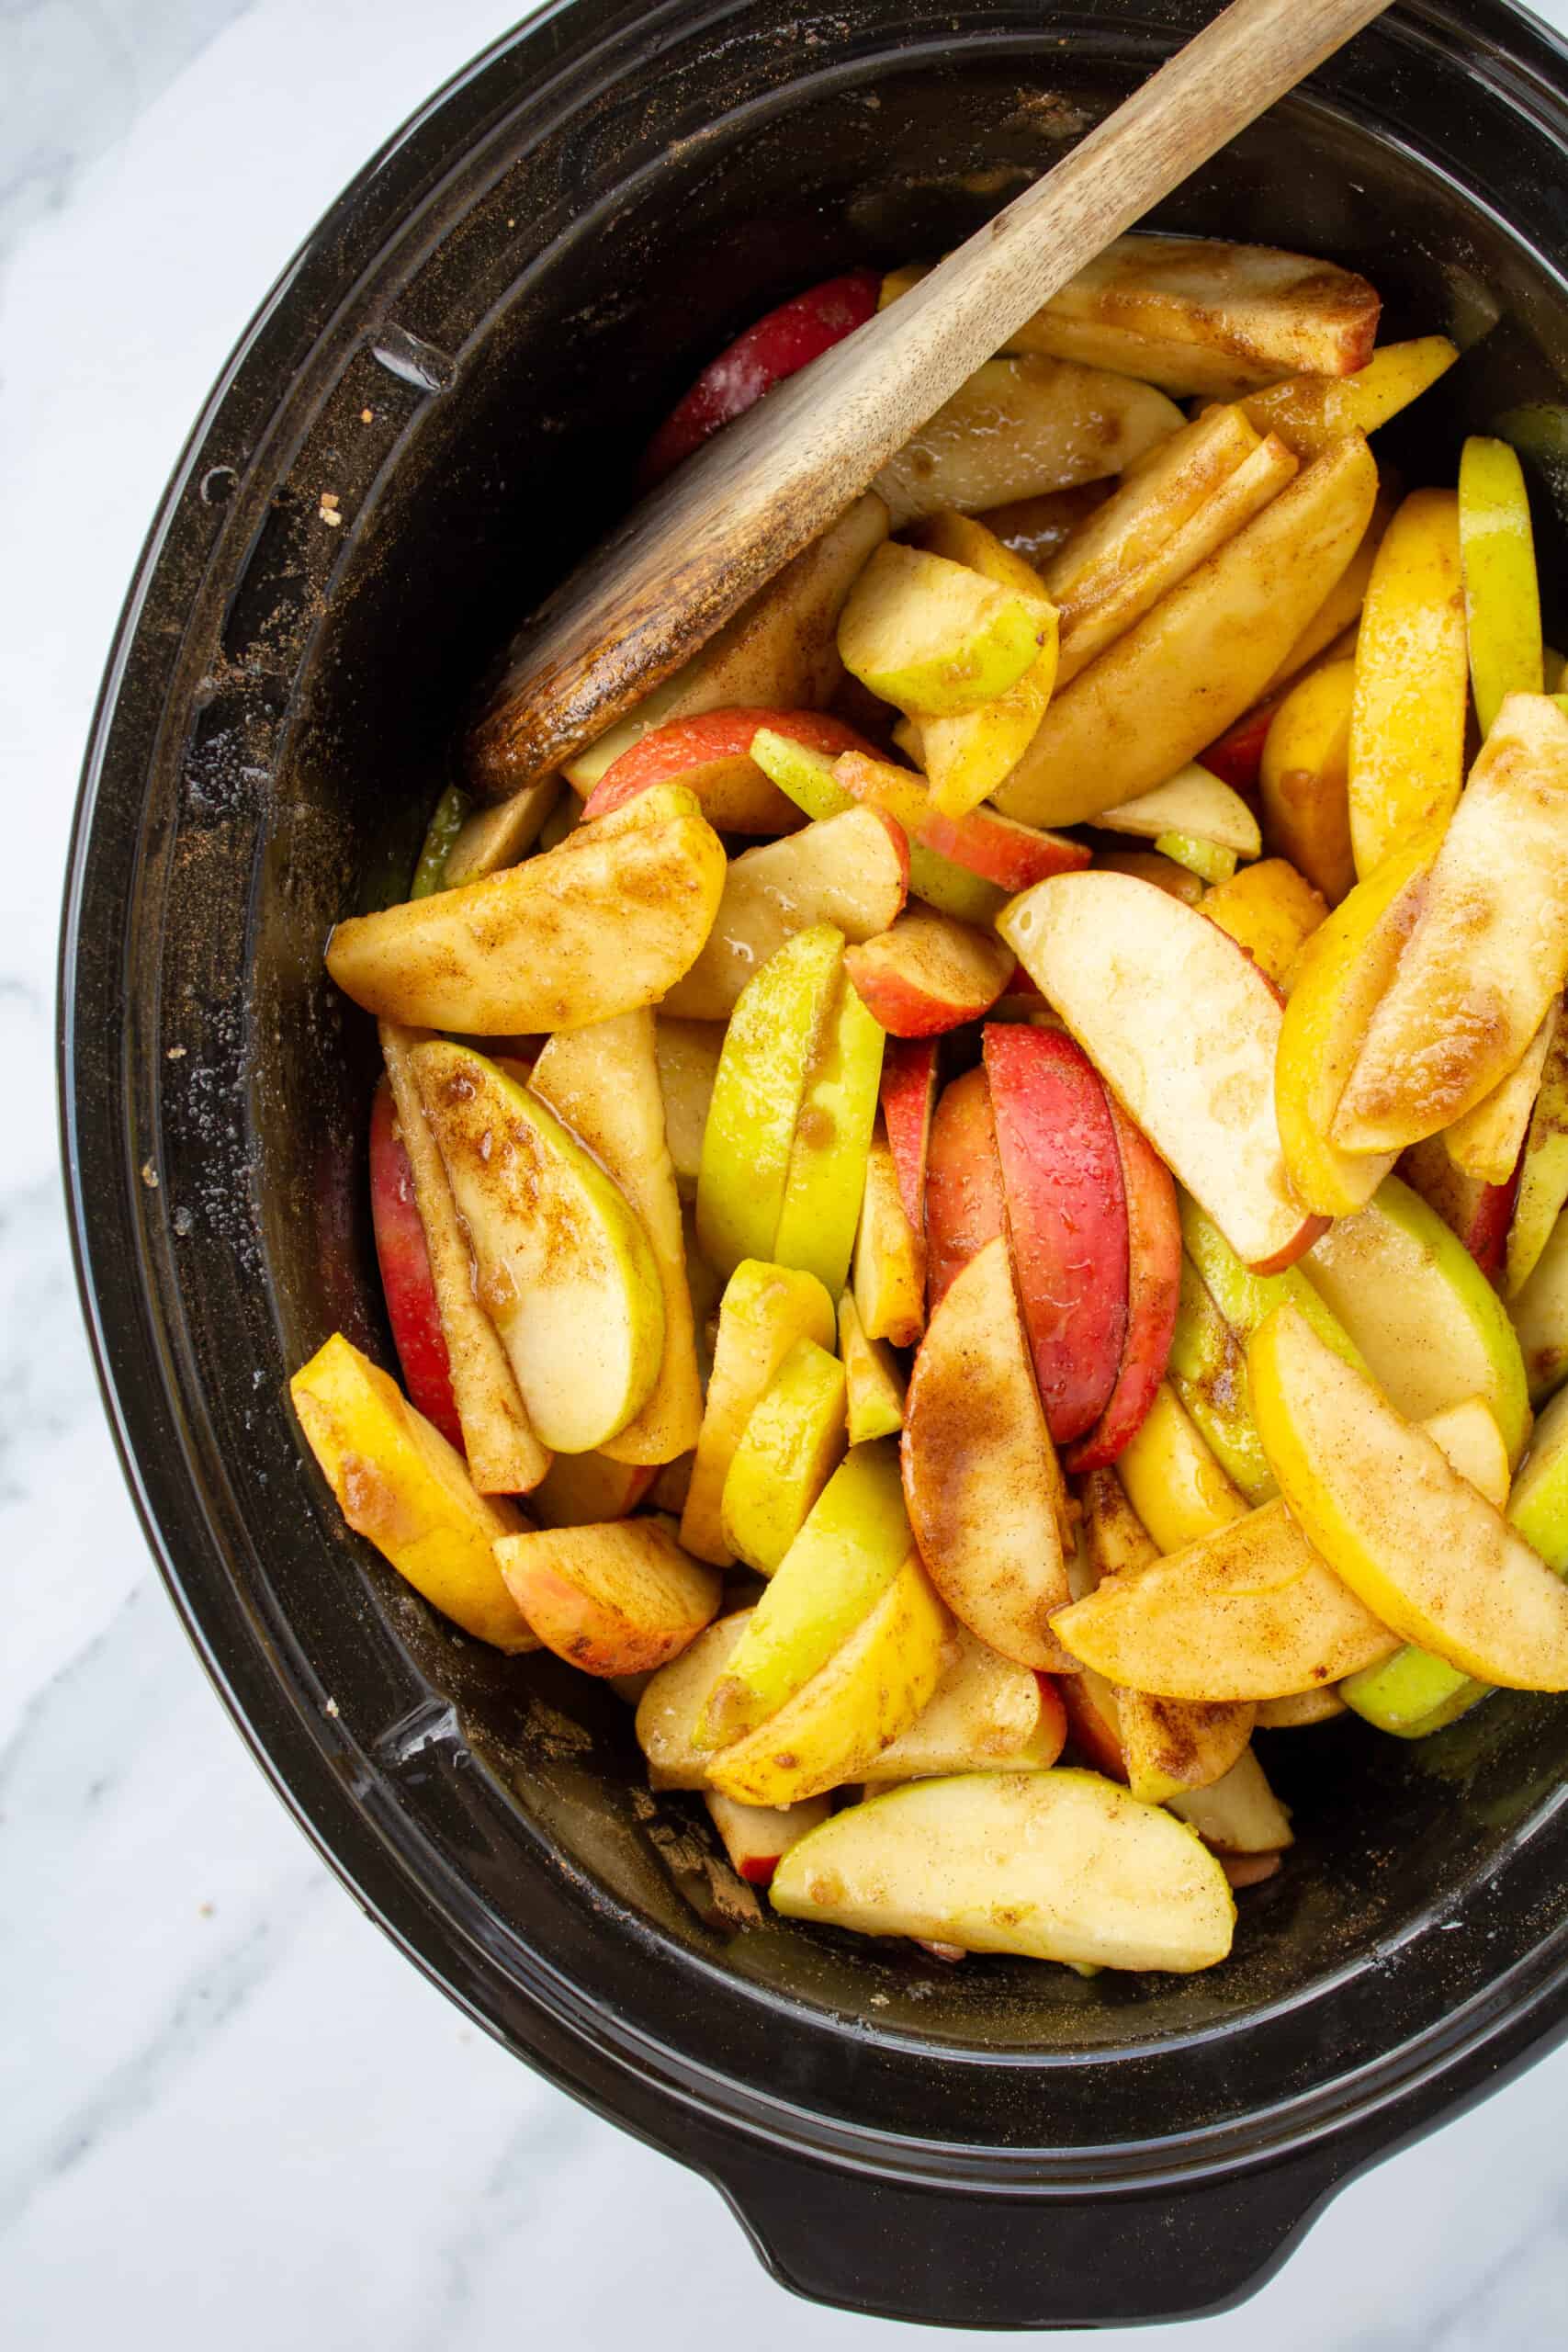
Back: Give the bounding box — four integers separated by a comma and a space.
466, 0, 1391, 799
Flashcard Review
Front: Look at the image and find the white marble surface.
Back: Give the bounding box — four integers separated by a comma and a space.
7, 1, 1568, 2342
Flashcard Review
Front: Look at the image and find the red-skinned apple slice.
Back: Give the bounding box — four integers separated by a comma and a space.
583, 707, 878, 835
1399, 1136, 1521, 1284
983, 1023, 1130, 1446
1056, 1663, 1128, 1779
881, 1040, 938, 1233
834, 749, 1089, 892
368, 1077, 462, 1452
1199, 700, 1280, 793
1066, 1097, 1182, 1470
638, 270, 880, 489
924, 1065, 1008, 1306
846, 909, 1015, 1037
704, 1789, 831, 1886
1000, 870, 1325, 1274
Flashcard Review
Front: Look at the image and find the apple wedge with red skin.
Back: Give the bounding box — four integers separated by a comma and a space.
367, 1077, 462, 1452
924, 1064, 1009, 1306
984, 1023, 1130, 1447
1056, 1664, 1128, 1781
1399, 1136, 1521, 1285
583, 707, 878, 835
847, 909, 1015, 1037
881, 1039, 938, 1234
1199, 707, 1278, 794
999, 871, 1326, 1275
1065, 1096, 1182, 1471
638, 269, 881, 489
833, 752, 1089, 894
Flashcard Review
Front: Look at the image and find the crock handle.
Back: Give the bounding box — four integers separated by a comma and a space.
707, 2139, 1352, 2326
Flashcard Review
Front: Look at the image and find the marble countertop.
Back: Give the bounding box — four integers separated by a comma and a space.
8, 1, 1568, 2342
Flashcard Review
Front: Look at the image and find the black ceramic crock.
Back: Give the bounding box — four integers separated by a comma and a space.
60, 0, 1568, 2326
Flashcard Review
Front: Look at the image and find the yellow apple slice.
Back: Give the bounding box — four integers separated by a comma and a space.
999, 870, 1323, 1272
1513, 1205, 1568, 1404
379, 1020, 548, 1494
837, 541, 1055, 718
291, 1332, 537, 1651
707, 1551, 950, 1806
1459, 435, 1543, 737
874, 356, 1181, 527
719, 1336, 847, 1577
653, 1016, 722, 1194
1200, 858, 1327, 988
1258, 478, 1396, 700
1090, 763, 1259, 855
1258, 656, 1356, 907
1168, 1749, 1292, 1854
910, 512, 1059, 816
662, 807, 906, 1023
838, 1287, 907, 1442
773, 972, 886, 1299
529, 1450, 655, 1529
700, 1440, 910, 1746
1248, 1303, 1568, 1688
771, 1770, 1235, 1972
1303, 1175, 1530, 1462
1506, 1012, 1568, 1296
1046, 404, 1261, 616
1347, 488, 1467, 880
901, 1235, 1075, 1671
680, 1261, 836, 1565
636, 1611, 750, 1788
327, 781, 726, 1032
1115, 1382, 1248, 1555
1273, 829, 1441, 1216
494, 1519, 721, 1677
412, 1042, 664, 1455
1337, 695, 1568, 1150
852, 1125, 925, 1347
1445, 1001, 1560, 1187
530, 1009, 703, 1466
1238, 335, 1459, 460
862, 1630, 1066, 1781
695, 923, 843, 1279
991, 435, 1378, 827
1255, 1689, 1347, 1728
445, 775, 560, 887
554, 494, 889, 798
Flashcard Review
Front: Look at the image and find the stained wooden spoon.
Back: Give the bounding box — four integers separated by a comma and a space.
466, 0, 1391, 799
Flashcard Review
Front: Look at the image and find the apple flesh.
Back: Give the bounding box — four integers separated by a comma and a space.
1443, 1001, 1560, 1189
880, 1038, 938, 1235
1512, 1204, 1568, 1404
772, 967, 886, 1300
704, 1790, 833, 1888
1238, 335, 1459, 462
751, 731, 1003, 926
852, 1125, 925, 1347
582, 707, 877, 835
445, 774, 560, 888
1201, 859, 1327, 989
636, 1611, 751, 1789
1506, 1012, 1568, 1297
1398, 1136, 1519, 1286
368, 1077, 461, 1452
530, 1452, 657, 1530
837, 541, 1055, 718
719, 1336, 847, 1577
838, 1287, 908, 1444
680, 1260, 836, 1566
495, 1519, 722, 1678
1459, 434, 1544, 736
1346, 488, 1468, 882
833, 749, 1089, 894
863, 1633, 1067, 1781
1258, 657, 1357, 905
1168, 1749, 1293, 1855
923, 1065, 1009, 1307
1117, 1381, 1249, 1556
653, 1017, 722, 1195
1089, 763, 1259, 855
908, 511, 1059, 815
846, 909, 1014, 1037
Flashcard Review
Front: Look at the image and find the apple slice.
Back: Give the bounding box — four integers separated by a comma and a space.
531, 1452, 657, 1529
291, 1332, 536, 1651
412, 1043, 665, 1455
834, 750, 1089, 894
902, 1235, 1075, 1670
1347, 489, 1467, 881
495, 1519, 721, 1677
880, 1038, 937, 1234
1445, 1002, 1560, 1187
636, 1611, 750, 1788
654, 1016, 722, 1195
695, 923, 844, 1280
1506, 1009, 1568, 1296
706, 1551, 950, 1807
1167, 1258, 1275, 1504
773, 967, 886, 1299
863, 1632, 1067, 1781
999, 871, 1324, 1273
1200, 700, 1280, 795
639, 268, 880, 487
908, 512, 1059, 816
1303, 1174, 1530, 1460
680, 1260, 836, 1565
583, 707, 876, 835
530, 1009, 703, 1466
1273, 830, 1438, 1217
992, 435, 1379, 827
1046, 404, 1262, 627
837, 541, 1056, 718
368, 1076, 461, 1451
1459, 434, 1544, 736
378, 1024, 549, 1493
923, 1065, 1008, 1307
534, 495, 889, 800
771, 1769, 1235, 1972
704, 1790, 833, 1888
328, 781, 725, 1032
1065, 1098, 1181, 1473
1238, 336, 1459, 461
719, 1336, 847, 1578
751, 732, 1003, 927
1512, 1384, 1568, 1571
1337, 695, 1568, 1150
1094, 845, 1205, 904
846, 909, 1014, 1038
661, 806, 907, 1023
874, 356, 1182, 527
1398, 1136, 1519, 1285
852, 1125, 925, 1346
983, 1023, 1129, 1445
1201, 860, 1327, 989
1255, 1689, 1347, 1728
1258, 657, 1356, 905
1513, 1205, 1568, 1404
1057, 1656, 1129, 1781
1117, 1382, 1249, 1555
838, 1288, 907, 1443
1168, 1750, 1293, 1855
1249, 1303, 1568, 1688
445, 775, 560, 888
1089, 763, 1259, 855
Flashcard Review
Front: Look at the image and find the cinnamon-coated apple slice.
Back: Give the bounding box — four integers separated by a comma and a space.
1238, 336, 1458, 461
1258, 657, 1357, 906
1200, 859, 1327, 990
902, 1235, 1075, 1671
923, 1065, 1008, 1307
1397, 1137, 1520, 1285
838, 1289, 907, 1443
879, 1038, 938, 1235
1444, 1002, 1559, 1188
1064, 1097, 1181, 1473
703, 1790, 832, 1888
833, 749, 1089, 894
495, 1520, 722, 1678
1346, 487, 1468, 881
368, 1077, 462, 1451
838, 541, 1056, 717
852, 1125, 925, 1347
846, 908, 1014, 1038
583, 707, 876, 834
983, 1023, 1129, 1447
1506, 1009, 1568, 1297
999, 870, 1325, 1273
680, 1261, 837, 1566
907, 511, 1059, 817
862, 1634, 1068, 1783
